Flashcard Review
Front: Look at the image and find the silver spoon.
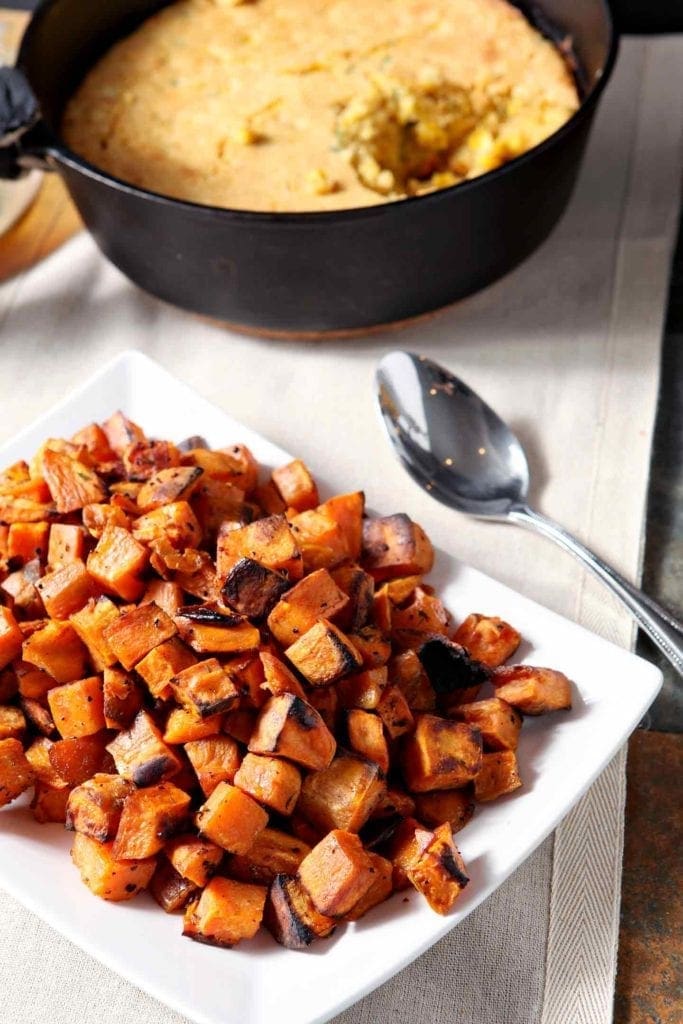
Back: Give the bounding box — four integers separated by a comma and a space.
376, 350, 683, 676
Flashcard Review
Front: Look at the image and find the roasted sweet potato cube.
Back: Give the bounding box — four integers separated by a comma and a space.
362, 514, 434, 581
259, 651, 306, 700
71, 832, 156, 901
196, 781, 268, 854
136, 637, 196, 700
221, 557, 290, 620
264, 873, 336, 949
82, 502, 130, 539
401, 715, 483, 792
22, 620, 88, 683
391, 587, 449, 647
66, 772, 133, 840
7, 521, 50, 565
306, 686, 338, 732
70, 422, 116, 465
102, 666, 144, 730
285, 620, 361, 686
417, 635, 490, 710
413, 789, 475, 832
0, 737, 35, 806
102, 604, 177, 671
141, 579, 184, 618
386, 816, 424, 890
46, 523, 87, 571
183, 876, 266, 948
150, 857, 198, 913
185, 444, 258, 491
87, 523, 148, 601
377, 684, 415, 738
248, 693, 336, 771
14, 662, 52, 701
107, 710, 182, 786
163, 707, 223, 745
136, 466, 204, 511
474, 750, 522, 802
454, 697, 522, 751
267, 569, 349, 648
24, 735, 61, 785
492, 665, 573, 714
297, 750, 386, 833
19, 696, 56, 737
319, 492, 365, 562
453, 613, 521, 667
35, 559, 98, 620
113, 782, 192, 859
31, 780, 72, 823
42, 448, 107, 513
330, 563, 374, 631
216, 514, 303, 583
349, 624, 392, 668
344, 851, 393, 920
227, 828, 310, 885
171, 658, 240, 718
406, 823, 469, 914
48, 734, 114, 786
47, 675, 106, 739
346, 710, 389, 773
272, 459, 319, 512
298, 829, 375, 917
69, 596, 119, 671
101, 411, 146, 455
132, 500, 202, 550
337, 667, 388, 710
175, 607, 260, 656
288, 507, 349, 572
1, 558, 42, 616
185, 736, 241, 797
165, 834, 224, 887
370, 786, 416, 820
0, 607, 22, 671
234, 752, 302, 816
0, 705, 26, 741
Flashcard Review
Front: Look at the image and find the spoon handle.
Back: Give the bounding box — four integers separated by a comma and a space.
509, 504, 683, 676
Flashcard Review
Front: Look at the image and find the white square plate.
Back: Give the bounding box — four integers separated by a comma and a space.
0, 351, 661, 1024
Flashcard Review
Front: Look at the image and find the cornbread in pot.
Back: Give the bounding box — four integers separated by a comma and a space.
62, 0, 579, 213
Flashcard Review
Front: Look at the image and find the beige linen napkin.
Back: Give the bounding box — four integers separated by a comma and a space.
0, 34, 682, 1024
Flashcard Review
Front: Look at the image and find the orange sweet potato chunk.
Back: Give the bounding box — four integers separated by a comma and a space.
267, 568, 349, 648
42, 449, 107, 513
106, 710, 182, 787
248, 694, 336, 771
297, 751, 386, 834
491, 665, 573, 715
7, 521, 50, 566
136, 637, 197, 700
171, 658, 240, 718
346, 709, 390, 773
298, 829, 375, 917
47, 676, 106, 739
184, 736, 241, 797
66, 773, 134, 841
87, 523, 149, 601
401, 715, 482, 792
22, 620, 88, 683
166, 835, 224, 888
264, 873, 336, 949
454, 697, 522, 751
113, 782, 192, 859
453, 613, 521, 667
474, 750, 522, 802
71, 833, 156, 902
362, 514, 434, 581
46, 523, 87, 571
196, 782, 268, 854
35, 559, 98, 620
216, 514, 303, 584
234, 752, 302, 816
69, 596, 120, 671
102, 603, 178, 671
183, 876, 267, 948
0, 606, 23, 670
0, 737, 35, 806
406, 823, 469, 914
272, 460, 319, 512
285, 620, 362, 687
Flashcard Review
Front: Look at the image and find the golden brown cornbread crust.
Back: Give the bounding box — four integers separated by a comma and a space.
62, 0, 579, 213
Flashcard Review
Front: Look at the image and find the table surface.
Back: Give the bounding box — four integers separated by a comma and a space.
1, 4, 682, 1023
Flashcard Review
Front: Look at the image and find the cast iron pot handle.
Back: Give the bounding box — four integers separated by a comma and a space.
0, 65, 49, 179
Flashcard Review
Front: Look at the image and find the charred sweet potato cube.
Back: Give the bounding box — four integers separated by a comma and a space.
406, 823, 469, 914
47, 675, 106, 739
35, 559, 98, 620
163, 707, 223, 745
234, 752, 301, 816
259, 651, 306, 700
346, 710, 389, 773
417, 635, 490, 710
7, 521, 50, 565
491, 665, 573, 714
132, 501, 202, 550
267, 569, 349, 648
248, 694, 336, 771
298, 829, 375, 917
87, 523, 149, 601
136, 466, 204, 511
349, 625, 392, 668
47, 734, 114, 786
136, 637, 197, 700
183, 876, 266, 948
227, 828, 310, 885
102, 603, 177, 671
474, 750, 522, 802
107, 710, 182, 786
297, 750, 386, 833
46, 523, 87, 570
377, 684, 414, 739
221, 558, 290, 620
453, 613, 521, 667
362, 514, 434, 581
112, 782, 192, 859
370, 787, 416, 820
401, 715, 482, 792
330, 563, 374, 631
264, 873, 336, 949
150, 858, 198, 913
344, 851, 393, 920
22, 620, 88, 683
171, 658, 240, 718
175, 605, 261, 655
454, 697, 522, 751
272, 460, 319, 512
0, 737, 35, 806
0, 607, 23, 671
66, 773, 133, 841
413, 789, 475, 832
71, 833, 156, 901
288, 507, 348, 572
285, 620, 361, 686
42, 449, 107, 513
391, 587, 450, 648
216, 514, 303, 583
31, 780, 72, 823
185, 736, 241, 797
69, 596, 120, 671
0, 705, 25, 741
102, 666, 144, 730
196, 781, 268, 854
165, 835, 224, 887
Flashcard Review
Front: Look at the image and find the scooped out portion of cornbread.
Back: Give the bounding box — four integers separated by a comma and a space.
62, 0, 579, 213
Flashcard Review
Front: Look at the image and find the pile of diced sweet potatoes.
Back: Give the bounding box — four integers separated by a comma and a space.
0, 413, 573, 950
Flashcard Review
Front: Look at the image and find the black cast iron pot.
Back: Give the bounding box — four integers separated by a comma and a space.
0, 0, 617, 336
